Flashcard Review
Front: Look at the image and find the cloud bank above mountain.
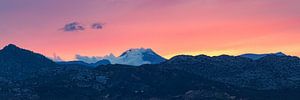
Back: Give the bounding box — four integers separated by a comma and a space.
75, 54, 109, 63
49, 54, 64, 62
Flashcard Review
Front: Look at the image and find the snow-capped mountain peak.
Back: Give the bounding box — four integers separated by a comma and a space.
116, 48, 166, 66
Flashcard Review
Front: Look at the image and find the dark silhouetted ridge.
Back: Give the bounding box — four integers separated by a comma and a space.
0, 44, 58, 80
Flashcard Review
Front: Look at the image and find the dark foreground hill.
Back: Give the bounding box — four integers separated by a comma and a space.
0, 44, 300, 100
0, 44, 60, 80
162, 54, 300, 89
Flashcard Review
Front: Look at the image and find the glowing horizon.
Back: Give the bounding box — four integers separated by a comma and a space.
1, 0, 300, 60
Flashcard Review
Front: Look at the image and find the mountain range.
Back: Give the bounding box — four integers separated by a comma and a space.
1, 44, 300, 100
63, 48, 288, 66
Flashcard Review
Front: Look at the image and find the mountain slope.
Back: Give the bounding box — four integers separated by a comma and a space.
0, 44, 59, 80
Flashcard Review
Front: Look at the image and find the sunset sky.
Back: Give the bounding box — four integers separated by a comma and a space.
1, 0, 300, 60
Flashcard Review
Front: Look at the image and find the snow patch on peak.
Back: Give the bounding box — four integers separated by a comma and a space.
120, 48, 153, 57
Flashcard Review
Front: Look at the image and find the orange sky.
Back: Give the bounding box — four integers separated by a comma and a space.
1, 0, 300, 60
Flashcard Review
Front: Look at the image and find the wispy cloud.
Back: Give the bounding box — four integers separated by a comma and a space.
49, 53, 64, 62
91, 23, 104, 30
60, 22, 105, 32
61, 22, 85, 32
